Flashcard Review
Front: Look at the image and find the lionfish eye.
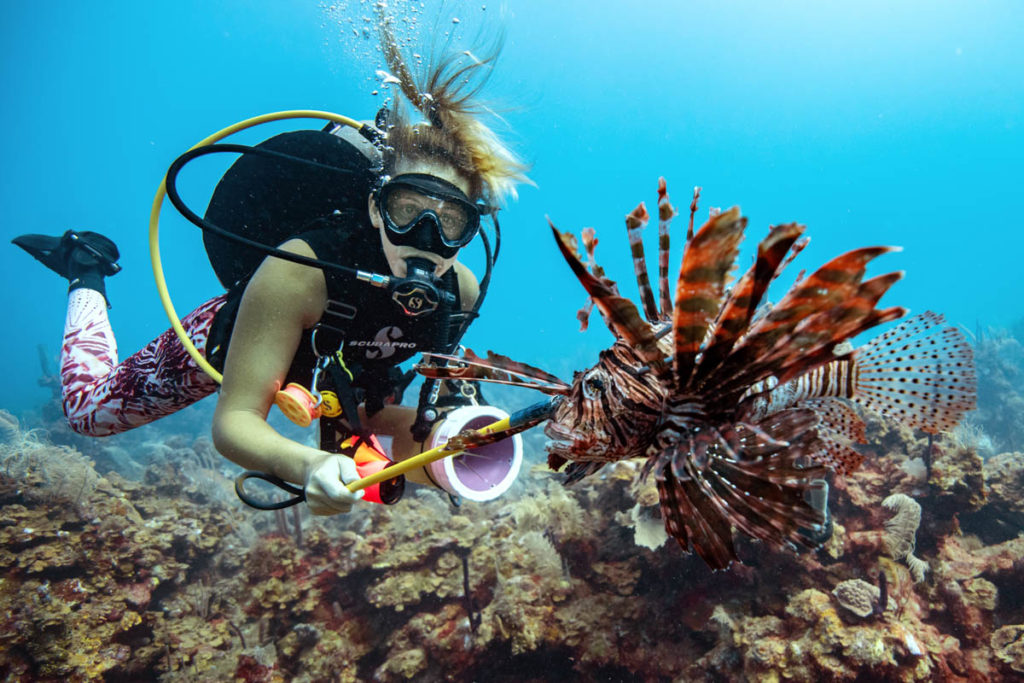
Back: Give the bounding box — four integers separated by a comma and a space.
582, 373, 605, 399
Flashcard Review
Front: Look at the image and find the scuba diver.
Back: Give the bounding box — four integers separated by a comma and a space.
12, 23, 530, 516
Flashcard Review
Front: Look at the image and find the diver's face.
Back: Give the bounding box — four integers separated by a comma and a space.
369, 161, 473, 278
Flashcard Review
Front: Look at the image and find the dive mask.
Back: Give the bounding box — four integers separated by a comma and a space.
377, 173, 485, 259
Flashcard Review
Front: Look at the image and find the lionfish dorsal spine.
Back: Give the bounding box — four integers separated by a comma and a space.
580, 227, 604, 279
671, 207, 746, 386
657, 177, 678, 319
686, 184, 701, 242
765, 270, 907, 385
691, 222, 806, 391
624, 201, 661, 323
549, 222, 663, 362
707, 246, 903, 402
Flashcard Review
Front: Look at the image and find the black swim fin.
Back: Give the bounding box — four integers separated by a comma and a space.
13, 230, 121, 297
13, 233, 71, 278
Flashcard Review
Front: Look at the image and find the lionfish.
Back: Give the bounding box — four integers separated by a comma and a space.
418, 179, 976, 570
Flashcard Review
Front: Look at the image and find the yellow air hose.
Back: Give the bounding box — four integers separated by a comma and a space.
149, 110, 362, 385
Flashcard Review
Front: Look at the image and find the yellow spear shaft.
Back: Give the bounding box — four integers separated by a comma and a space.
345, 398, 557, 493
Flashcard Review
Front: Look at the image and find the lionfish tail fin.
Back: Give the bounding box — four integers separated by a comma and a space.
653, 407, 830, 570
851, 311, 977, 433
625, 201, 660, 322
672, 207, 747, 385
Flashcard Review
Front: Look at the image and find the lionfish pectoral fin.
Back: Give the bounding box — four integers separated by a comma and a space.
657, 466, 739, 570
563, 461, 606, 485
547, 453, 568, 472
653, 408, 831, 570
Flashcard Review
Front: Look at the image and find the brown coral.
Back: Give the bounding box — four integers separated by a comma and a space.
992, 625, 1024, 674
832, 578, 881, 618
882, 493, 929, 582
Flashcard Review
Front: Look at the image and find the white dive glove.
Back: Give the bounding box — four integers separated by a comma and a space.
303, 453, 364, 515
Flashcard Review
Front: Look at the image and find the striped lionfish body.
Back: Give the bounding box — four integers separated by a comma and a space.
418, 179, 976, 570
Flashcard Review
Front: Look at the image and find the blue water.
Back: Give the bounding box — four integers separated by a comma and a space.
1, 0, 1021, 415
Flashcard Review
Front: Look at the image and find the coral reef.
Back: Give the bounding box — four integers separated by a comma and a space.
2, 400, 1024, 681
991, 625, 1024, 674
832, 578, 882, 618
982, 451, 1024, 534
882, 494, 929, 583
973, 326, 1024, 452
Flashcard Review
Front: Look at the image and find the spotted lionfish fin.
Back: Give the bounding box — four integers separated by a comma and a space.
416, 349, 571, 395
672, 207, 747, 386
850, 311, 977, 433
808, 397, 867, 443
653, 407, 829, 570
803, 398, 867, 475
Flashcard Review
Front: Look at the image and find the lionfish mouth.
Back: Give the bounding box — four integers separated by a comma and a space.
542, 420, 574, 450
544, 420, 609, 461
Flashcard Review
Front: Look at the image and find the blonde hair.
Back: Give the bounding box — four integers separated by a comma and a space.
377, 14, 530, 206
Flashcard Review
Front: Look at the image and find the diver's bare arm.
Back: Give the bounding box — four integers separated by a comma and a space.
211, 240, 328, 485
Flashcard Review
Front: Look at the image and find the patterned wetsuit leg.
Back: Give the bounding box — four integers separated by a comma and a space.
60, 289, 227, 436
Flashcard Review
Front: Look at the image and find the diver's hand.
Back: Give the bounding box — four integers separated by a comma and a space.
304, 453, 364, 515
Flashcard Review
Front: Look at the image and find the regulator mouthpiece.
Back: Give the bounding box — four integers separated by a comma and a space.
390, 256, 450, 317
